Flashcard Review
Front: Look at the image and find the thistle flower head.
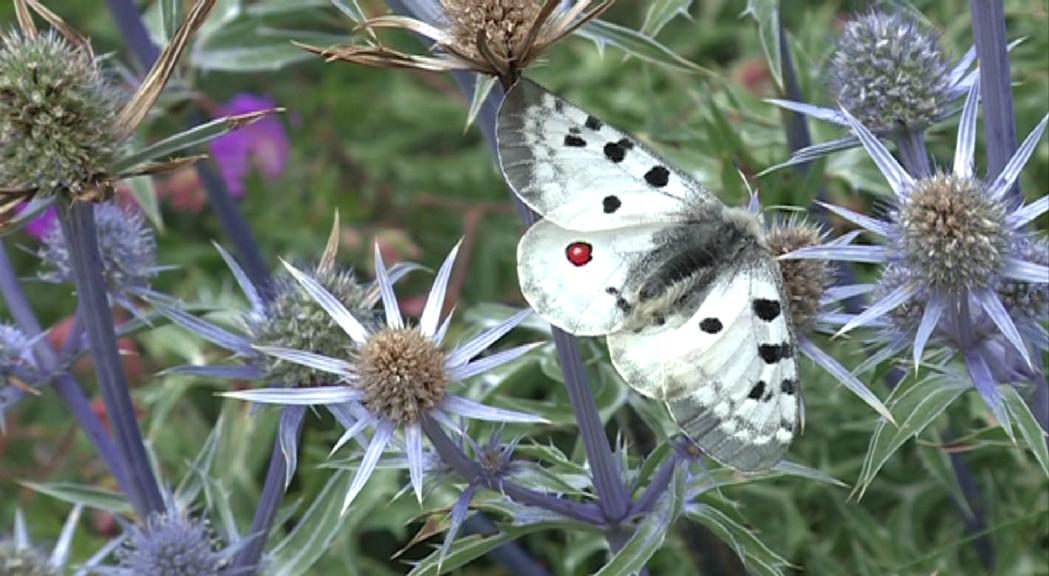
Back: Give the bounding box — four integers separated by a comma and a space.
357, 327, 449, 424
249, 265, 373, 388
226, 241, 547, 512
0, 541, 55, 576
828, 10, 951, 132
38, 202, 159, 296
784, 80, 1049, 426
897, 173, 1009, 291
0, 507, 81, 576
765, 218, 834, 332
117, 511, 224, 576
0, 31, 122, 197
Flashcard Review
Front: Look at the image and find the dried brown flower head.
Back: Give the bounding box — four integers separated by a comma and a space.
303, 0, 613, 87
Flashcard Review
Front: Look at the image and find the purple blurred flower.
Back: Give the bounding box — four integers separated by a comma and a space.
15, 204, 58, 240
208, 94, 289, 199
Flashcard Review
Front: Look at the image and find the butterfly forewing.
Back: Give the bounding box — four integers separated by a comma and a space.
497, 79, 716, 232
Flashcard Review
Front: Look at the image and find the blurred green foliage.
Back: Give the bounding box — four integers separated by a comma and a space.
0, 1, 1046, 574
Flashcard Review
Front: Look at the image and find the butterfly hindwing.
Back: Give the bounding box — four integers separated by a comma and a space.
517, 219, 669, 335
609, 258, 800, 471
497, 79, 716, 232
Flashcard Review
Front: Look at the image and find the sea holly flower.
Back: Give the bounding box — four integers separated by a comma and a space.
785, 79, 1048, 428
37, 202, 169, 315
0, 0, 273, 232
208, 94, 290, 200
304, 0, 613, 86
0, 506, 82, 576
156, 215, 406, 487
106, 509, 240, 576
224, 241, 547, 512
766, 10, 991, 174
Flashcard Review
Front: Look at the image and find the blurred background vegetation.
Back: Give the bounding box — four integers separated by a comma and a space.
0, 0, 1046, 574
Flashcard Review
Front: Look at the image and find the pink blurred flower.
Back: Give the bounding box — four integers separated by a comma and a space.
18, 204, 58, 239
208, 94, 289, 199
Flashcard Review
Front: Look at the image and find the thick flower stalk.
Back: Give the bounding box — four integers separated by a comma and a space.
38, 202, 166, 315
304, 0, 613, 87
766, 10, 993, 176
226, 240, 550, 513
786, 80, 1048, 428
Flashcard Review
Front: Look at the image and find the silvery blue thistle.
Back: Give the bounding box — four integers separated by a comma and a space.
0, 31, 123, 199
158, 216, 403, 487
786, 80, 1049, 428
766, 10, 992, 172
0, 507, 82, 576
37, 202, 165, 311
224, 240, 548, 513
113, 511, 231, 576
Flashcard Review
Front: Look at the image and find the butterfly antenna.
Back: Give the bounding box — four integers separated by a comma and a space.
732, 160, 761, 215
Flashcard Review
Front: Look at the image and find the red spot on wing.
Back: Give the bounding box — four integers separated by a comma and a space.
565, 241, 593, 266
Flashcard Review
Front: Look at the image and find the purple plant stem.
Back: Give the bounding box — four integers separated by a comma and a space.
970, 0, 1021, 206
895, 131, 932, 178
103, 4, 288, 569
461, 514, 552, 576
630, 452, 681, 516
0, 243, 131, 494
232, 410, 304, 572
58, 204, 164, 517
421, 416, 605, 525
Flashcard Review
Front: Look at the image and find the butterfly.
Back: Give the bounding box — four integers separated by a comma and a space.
495, 79, 801, 471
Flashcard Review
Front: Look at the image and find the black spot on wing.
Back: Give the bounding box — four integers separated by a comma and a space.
602, 195, 621, 214
644, 166, 670, 188
747, 381, 766, 400
564, 134, 587, 148
585, 115, 603, 130
753, 298, 782, 322
699, 317, 723, 334
758, 342, 793, 364
554, 99, 564, 112
603, 141, 627, 163
780, 379, 796, 395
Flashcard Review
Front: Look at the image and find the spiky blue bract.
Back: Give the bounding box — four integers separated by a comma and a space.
243, 242, 547, 513
0, 324, 31, 374
0, 32, 124, 197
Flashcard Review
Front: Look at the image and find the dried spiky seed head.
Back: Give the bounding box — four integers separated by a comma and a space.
829, 11, 951, 132
0, 32, 124, 198
898, 174, 1009, 291
766, 219, 834, 333
357, 328, 449, 425
876, 265, 926, 332
442, 0, 541, 62
250, 266, 372, 387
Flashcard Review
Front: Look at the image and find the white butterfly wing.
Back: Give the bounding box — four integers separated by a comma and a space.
497, 79, 716, 231
609, 259, 800, 471
518, 219, 667, 336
